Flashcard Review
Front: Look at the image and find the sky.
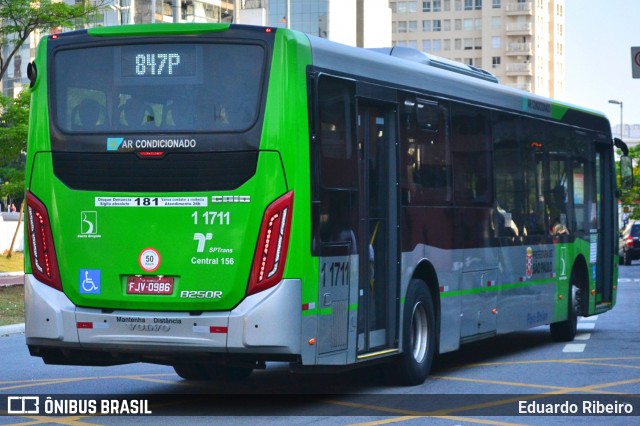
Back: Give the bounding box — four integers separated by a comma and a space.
563, 0, 640, 130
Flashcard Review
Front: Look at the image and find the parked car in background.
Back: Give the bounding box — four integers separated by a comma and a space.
620, 221, 640, 265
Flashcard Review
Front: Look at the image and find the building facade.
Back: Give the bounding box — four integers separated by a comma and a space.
1, 0, 236, 96
2, 0, 391, 96
391, 0, 565, 97
240, 0, 391, 48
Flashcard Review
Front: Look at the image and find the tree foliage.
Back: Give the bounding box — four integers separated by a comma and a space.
0, 90, 29, 204
0, 0, 103, 82
0, 89, 29, 165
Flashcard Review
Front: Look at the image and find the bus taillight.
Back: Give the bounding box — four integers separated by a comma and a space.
26, 191, 62, 291
247, 191, 294, 296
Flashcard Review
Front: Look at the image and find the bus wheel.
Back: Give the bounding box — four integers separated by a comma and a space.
550, 279, 579, 342
391, 279, 436, 386
205, 365, 253, 381
173, 363, 206, 380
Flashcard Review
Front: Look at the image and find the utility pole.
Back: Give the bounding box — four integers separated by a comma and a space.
356, 0, 363, 47
173, 0, 181, 23
286, 0, 291, 29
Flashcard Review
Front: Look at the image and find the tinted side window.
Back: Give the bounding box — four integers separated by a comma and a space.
311, 76, 358, 256
451, 103, 492, 206
400, 97, 451, 205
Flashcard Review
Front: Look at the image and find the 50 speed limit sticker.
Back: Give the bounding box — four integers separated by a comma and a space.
139, 248, 161, 272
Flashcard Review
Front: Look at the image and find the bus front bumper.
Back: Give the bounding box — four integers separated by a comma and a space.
24, 274, 301, 364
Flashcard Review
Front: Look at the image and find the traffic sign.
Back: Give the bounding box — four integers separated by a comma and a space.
632, 46, 640, 78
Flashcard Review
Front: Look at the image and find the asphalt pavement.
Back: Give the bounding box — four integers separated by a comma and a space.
0, 271, 25, 337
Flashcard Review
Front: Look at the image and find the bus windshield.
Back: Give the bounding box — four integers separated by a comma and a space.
53, 42, 265, 134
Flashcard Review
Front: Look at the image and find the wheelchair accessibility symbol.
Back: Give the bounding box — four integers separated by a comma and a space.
80, 269, 101, 294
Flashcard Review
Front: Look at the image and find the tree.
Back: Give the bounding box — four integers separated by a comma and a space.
0, 89, 29, 166
0, 89, 29, 205
0, 90, 29, 258
0, 0, 103, 83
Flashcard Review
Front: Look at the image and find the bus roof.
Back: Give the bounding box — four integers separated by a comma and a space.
305, 34, 609, 132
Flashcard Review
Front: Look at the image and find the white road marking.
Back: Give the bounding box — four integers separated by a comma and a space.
563, 317, 597, 352
578, 322, 596, 330
563, 343, 586, 353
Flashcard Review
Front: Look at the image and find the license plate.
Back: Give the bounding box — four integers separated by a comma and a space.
126, 276, 174, 295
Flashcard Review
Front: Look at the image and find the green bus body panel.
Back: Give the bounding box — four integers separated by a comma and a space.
24, 36, 51, 274
28, 151, 287, 311
87, 23, 231, 37
25, 26, 315, 312
261, 29, 317, 308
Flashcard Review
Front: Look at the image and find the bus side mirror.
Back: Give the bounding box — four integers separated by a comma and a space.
620, 155, 634, 191
27, 62, 37, 88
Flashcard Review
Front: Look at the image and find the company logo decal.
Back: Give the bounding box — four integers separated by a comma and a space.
194, 233, 213, 253
80, 211, 97, 234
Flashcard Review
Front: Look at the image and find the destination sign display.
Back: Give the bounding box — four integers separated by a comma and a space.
119, 45, 198, 78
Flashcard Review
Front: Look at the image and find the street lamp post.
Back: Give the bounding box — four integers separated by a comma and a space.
609, 99, 624, 139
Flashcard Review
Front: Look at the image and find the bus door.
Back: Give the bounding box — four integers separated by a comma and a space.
313, 76, 359, 362
593, 137, 616, 309
356, 94, 399, 356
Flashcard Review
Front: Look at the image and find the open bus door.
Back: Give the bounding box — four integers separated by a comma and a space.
355, 95, 399, 357
593, 136, 617, 311
311, 76, 399, 363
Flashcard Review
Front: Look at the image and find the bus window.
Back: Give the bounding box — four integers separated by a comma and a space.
451, 103, 492, 205
312, 76, 359, 256
522, 119, 547, 236
544, 125, 573, 235
69, 93, 106, 131
316, 76, 357, 190
53, 43, 265, 134
572, 132, 594, 233
400, 98, 451, 205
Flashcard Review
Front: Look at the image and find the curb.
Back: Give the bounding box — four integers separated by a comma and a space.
0, 323, 25, 337
0, 271, 23, 277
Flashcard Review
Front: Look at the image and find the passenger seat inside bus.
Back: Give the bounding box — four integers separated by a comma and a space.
72, 99, 104, 131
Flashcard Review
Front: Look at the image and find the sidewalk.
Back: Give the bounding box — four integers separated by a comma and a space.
0, 271, 25, 336
0, 322, 24, 336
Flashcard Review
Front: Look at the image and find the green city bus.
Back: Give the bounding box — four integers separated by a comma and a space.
24, 23, 630, 385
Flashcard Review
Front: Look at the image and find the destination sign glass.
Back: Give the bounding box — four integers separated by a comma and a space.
119, 45, 198, 78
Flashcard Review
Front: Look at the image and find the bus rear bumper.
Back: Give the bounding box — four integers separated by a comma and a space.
25, 274, 301, 364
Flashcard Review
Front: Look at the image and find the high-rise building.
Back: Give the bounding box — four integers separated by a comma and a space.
2, 1, 392, 96
239, 0, 391, 48
390, 0, 565, 97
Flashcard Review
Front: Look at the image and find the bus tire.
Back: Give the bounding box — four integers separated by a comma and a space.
173, 363, 206, 380
392, 279, 436, 386
205, 365, 253, 381
550, 277, 579, 342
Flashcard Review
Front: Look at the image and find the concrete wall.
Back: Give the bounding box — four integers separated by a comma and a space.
0, 214, 24, 253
